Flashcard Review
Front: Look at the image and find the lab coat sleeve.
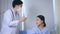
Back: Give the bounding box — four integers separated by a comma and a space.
9, 20, 20, 27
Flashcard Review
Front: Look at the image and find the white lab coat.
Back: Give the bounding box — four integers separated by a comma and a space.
1, 8, 22, 34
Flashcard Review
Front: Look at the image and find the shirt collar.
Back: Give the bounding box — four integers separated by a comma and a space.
11, 8, 15, 13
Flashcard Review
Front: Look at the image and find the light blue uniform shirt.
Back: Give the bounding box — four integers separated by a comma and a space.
30, 26, 50, 34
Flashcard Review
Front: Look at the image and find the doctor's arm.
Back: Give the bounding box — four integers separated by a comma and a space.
9, 10, 27, 27
9, 16, 27, 27
4, 11, 27, 27
9, 20, 20, 27
9, 17, 27, 27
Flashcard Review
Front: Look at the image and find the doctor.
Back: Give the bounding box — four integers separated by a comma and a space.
1, 0, 27, 34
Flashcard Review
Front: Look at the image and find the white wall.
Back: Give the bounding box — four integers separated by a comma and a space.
56, 0, 60, 34
0, 0, 12, 31
1, 0, 12, 13
0, 0, 1, 31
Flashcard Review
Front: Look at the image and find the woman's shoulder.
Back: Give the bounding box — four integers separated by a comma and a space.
43, 27, 49, 31
31, 26, 38, 32
32, 26, 38, 30
43, 27, 50, 34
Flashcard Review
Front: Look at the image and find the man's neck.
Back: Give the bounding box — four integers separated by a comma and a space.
13, 8, 18, 13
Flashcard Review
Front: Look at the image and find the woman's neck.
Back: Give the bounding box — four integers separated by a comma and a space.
38, 25, 44, 30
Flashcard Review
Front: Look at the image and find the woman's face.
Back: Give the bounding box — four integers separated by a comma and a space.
36, 17, 43, 26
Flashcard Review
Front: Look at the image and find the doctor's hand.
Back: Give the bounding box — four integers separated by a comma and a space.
20, 16, 27, 22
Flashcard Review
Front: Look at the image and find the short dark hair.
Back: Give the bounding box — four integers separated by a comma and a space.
12, 0, 23, 8
37, 15, 46, 27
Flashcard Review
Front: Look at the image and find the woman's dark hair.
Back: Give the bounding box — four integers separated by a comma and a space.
12, 0, 23, 8
37, 15, 46, 27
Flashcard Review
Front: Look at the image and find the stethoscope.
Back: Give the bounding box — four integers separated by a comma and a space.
10, 9, 15, 21
10, 9, 20, 27
9, 9, 16, 28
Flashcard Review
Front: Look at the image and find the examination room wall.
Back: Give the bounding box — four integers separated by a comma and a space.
0, 0, 12, 31
56, 0, 60, 34
0, 0, 1, 31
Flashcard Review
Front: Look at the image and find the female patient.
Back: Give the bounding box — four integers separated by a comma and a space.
31, 15, 50, 34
